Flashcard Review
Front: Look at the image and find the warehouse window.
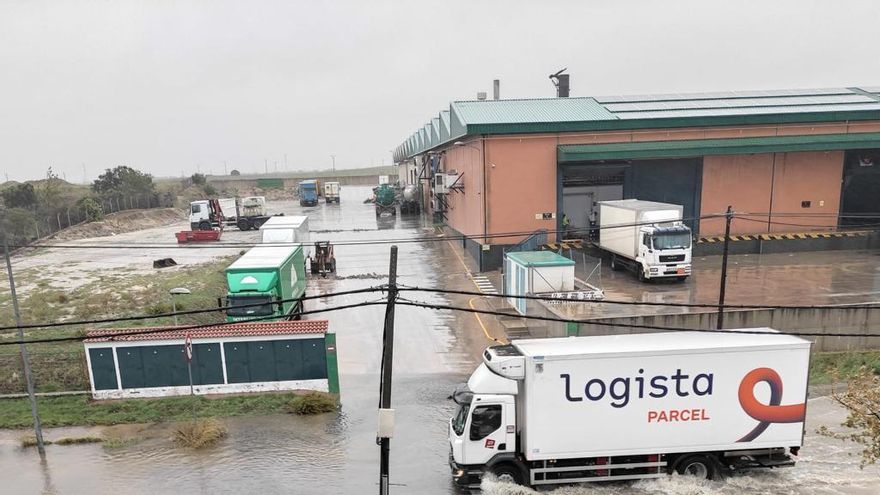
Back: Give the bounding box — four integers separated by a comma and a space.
470, 405, 502, 440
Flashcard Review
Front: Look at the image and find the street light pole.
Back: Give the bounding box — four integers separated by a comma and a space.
1, 207, 45, 455
170, 287, 193, 395
717, 206, 733, 330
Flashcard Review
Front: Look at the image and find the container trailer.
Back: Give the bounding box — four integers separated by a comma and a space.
448, 329, 810, 488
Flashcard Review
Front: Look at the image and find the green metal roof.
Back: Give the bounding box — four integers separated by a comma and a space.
396, 86, 880, 160
557, 132, 880, 162
506, 251, 576, 267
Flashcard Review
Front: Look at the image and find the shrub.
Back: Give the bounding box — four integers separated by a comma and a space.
55, 436, 103, 445
173, 418, 228, 448
76, 197, 104, 221
287, 392, 337, 415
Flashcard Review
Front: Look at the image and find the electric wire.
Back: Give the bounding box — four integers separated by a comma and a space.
393, 299, 880, 339
397, 286, 880, 311
0, 300, 387, 347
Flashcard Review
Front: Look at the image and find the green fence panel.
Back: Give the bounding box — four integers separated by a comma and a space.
257, 178, 284, 189
224, 342, 251, 383
116, 347, 146, 389
89, 348, 118, 391
247, 341, 277, 382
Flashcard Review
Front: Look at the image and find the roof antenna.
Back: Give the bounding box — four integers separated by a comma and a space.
549, 68, 570, 98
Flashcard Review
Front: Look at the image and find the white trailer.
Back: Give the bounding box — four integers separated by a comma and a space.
260, 216, 310, 257
598, 199, 692, 282
324, 182, 341, 204
191, 196, 272, 231
449, 329, 811, 488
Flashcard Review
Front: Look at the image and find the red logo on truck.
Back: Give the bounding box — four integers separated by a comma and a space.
737, 367, 806, 442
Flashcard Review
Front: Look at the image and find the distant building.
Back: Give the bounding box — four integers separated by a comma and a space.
84, 321, 338, 399
394, 87, 880, 270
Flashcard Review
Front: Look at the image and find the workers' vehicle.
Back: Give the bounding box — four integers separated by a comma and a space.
324, 182, 341, 204
299, 180, 319, 206
190, 196, 274, 231
374, 183, 396, 217
224, 246, 306, 322
310, 241, 336, 275
449, 329, 810, 489
597, 199, 692, 282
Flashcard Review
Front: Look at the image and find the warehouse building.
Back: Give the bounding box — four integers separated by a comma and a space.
84, 321, 338, 399
393, 87, 880, 270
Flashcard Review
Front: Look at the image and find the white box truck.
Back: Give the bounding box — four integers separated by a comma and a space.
324, 182, 340, 204
598, 199, 692, 282
259, 215, 310, 258
448, 329, 810, 488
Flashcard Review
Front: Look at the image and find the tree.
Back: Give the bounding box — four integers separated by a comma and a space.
190, 173, 207, 186
0, 183, 37, 209
76, 197, 104, 221
819, 367, 880, 467
230, 169, 241, 176
92, 166, 154, 199
37, 167, 63, 212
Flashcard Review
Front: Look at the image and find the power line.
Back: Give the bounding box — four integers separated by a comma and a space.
393, 298, 880, 339
0, 286, 384, 333
0, 300, 387, 347
397, 286, 880, 311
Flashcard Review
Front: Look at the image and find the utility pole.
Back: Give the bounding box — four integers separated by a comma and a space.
378, 245, 398, 494
1, 207, 45, 455
264, 159, 268, 174
717, 206, 733, 330
331, 155, 336, 172
82, 163, 86, 184
223, 161, 228, 175
284, 153, 288, 170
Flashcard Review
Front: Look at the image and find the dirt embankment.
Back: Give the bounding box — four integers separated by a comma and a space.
49, 208, 186, 241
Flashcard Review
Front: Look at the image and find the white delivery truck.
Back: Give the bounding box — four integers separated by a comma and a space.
324, 182, 341, 204
598, 199, 692, 282
259, 215, 310, 257
448, 329, 810, 489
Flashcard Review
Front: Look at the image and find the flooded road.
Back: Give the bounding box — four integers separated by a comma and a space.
1, 186, 879, 493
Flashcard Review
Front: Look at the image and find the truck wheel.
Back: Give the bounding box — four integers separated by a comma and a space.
675, 454, 718, 480
198, 221, 211, 231
489, 464, 523, 485
237, 218, 251, 231
610, 256, 621, 271
637, 264, 647, 282
678, 276, 689, 283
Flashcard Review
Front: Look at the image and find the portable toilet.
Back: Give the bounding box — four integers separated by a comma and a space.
504, 251, 575, 315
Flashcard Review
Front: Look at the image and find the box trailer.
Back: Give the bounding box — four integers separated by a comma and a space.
324, 182, 340, 204
448, 329, 810, 488
598, 199, 692, 282
224, 246, 307, 322
260, 216, 310, 259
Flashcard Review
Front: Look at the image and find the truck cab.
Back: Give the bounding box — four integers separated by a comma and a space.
449, 346, 523, 488
299, 181, 319, 206
189, 199, 223, 230
635, 223, 692, 281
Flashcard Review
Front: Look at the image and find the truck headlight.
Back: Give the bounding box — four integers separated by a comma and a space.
453, 468, 465, 478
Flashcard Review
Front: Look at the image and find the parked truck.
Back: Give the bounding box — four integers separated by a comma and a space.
324, 182, 341, 204
190, 196, 275, 231
448, 329, 810, 489
259, 215, 311, 260
299, 180, 319, 206
597, 199, 692, 282
374, 183, 396, 217
224, 245, 307, 322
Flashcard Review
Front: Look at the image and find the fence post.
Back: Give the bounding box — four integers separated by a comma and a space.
67, 208, 71, 227
135, 196, 139, 209
35, 222, 40, 239
57, 213, 62, 230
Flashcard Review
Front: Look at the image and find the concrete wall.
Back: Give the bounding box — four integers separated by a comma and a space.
209, 174, 381, 192
578, 307, 880, 352
701, 153, 775, 235
769, 151, 843, 232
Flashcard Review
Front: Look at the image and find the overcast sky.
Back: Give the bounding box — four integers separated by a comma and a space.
3, 0, 880, 182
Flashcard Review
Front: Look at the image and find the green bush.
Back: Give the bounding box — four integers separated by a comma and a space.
76, 197, 104, 221
286, 392, 337, 415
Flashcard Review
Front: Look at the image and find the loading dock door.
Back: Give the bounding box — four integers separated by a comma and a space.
841, 150, 880, 226
624, 158, 702, 232
560, 164, 626, 233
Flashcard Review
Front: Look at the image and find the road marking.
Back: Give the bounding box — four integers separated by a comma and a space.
446, 240, 505, 343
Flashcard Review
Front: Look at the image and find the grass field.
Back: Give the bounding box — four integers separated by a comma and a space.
0, 257, 235, 394
0, 392, 333, 428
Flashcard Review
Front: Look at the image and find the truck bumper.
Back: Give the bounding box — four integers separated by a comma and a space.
449, 457, 483, 489
647, 264, 691, 278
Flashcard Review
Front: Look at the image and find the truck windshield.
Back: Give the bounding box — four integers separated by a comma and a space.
452, 402, 470, 436
226, 295, 276, 317
653, 233, 691, 250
